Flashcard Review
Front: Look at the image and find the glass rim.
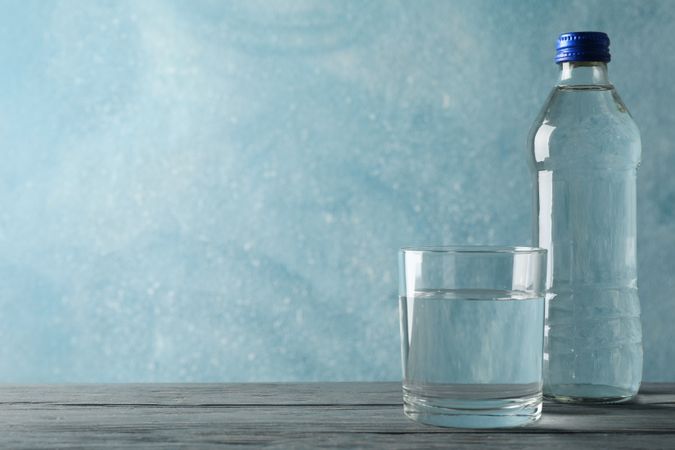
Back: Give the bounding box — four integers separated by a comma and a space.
399, 245, 546, 255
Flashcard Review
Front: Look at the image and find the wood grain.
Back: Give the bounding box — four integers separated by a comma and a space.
0, 383, 671, 448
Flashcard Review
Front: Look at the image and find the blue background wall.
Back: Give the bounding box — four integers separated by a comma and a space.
0, 0, 673, 382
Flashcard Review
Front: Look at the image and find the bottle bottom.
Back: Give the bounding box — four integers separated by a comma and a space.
544, 383, 638, 404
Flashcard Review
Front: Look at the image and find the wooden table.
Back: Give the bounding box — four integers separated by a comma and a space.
0, 383, 672, 448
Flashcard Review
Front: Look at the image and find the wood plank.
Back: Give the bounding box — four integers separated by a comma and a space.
0, 402, 673, 434
0, 404, 674, 449
0, 430, 672, 450
0, 382, 672, 407
0, 383, 670, 449
0, 382, 403, 406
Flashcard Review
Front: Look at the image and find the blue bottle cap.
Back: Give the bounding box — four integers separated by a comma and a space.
555, 31, 611, 63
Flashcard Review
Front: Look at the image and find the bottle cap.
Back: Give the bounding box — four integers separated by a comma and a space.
555, 31, 610, 63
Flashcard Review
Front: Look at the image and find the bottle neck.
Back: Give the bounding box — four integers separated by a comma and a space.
558, 61, 611, 87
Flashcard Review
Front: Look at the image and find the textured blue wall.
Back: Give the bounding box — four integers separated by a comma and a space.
0, 0, 673, 381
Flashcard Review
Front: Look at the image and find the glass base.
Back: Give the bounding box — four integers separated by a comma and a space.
544, 383, 637, 404
403, 391, 542, 429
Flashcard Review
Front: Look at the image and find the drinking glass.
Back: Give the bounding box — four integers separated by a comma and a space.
399, 246, 547, 428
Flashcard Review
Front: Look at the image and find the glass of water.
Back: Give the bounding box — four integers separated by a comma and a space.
399, 246, 547, 428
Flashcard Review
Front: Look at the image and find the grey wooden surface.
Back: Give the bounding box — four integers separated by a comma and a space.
0, 383, 673, 449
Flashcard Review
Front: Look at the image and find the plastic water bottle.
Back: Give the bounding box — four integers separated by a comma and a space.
528, 32, 642, 403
